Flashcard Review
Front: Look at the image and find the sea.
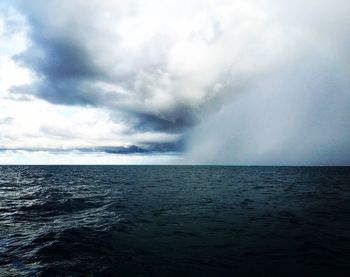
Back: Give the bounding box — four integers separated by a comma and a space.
0, 165, 349, 276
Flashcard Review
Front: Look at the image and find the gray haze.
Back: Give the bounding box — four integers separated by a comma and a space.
186, 1, 350, 165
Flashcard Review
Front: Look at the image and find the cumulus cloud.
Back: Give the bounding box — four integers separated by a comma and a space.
12, 0, 297, 130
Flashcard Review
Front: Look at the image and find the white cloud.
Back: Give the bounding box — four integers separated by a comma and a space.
0, 5, 30, 56
0, 98, 180, 149
0, 56, 34, 94
0, 150, 180, 165
0, 6, 35, 96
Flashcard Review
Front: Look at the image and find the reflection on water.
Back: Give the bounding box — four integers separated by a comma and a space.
1, 166, 350, 276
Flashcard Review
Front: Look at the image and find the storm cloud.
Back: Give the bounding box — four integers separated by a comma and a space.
1, 0, 350, 164
11, 0, 295, 131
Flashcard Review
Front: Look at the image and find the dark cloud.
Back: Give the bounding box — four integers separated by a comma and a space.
13, 17, 108, 105
131, 107, 198, 133
97, 141, 184, 154
0, 140, 184, 155
25, 37, 100, 80
31, 80, 113, 106
10, 4, 197, 135
8, 0, 230, 135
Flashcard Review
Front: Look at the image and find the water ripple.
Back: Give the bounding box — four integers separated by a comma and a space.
1, 166, 350, 276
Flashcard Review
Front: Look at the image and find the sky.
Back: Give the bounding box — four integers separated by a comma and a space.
0, 0, 349, 165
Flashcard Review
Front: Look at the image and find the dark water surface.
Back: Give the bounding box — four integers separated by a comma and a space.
0, 166, 350, 276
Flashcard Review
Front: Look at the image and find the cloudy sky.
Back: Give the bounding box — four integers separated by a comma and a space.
0, 0, 349, 165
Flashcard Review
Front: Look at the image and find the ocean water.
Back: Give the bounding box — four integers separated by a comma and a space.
0, 166, 350, 276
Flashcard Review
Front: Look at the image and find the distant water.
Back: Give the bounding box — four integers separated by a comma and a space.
1, 166, 350, 276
